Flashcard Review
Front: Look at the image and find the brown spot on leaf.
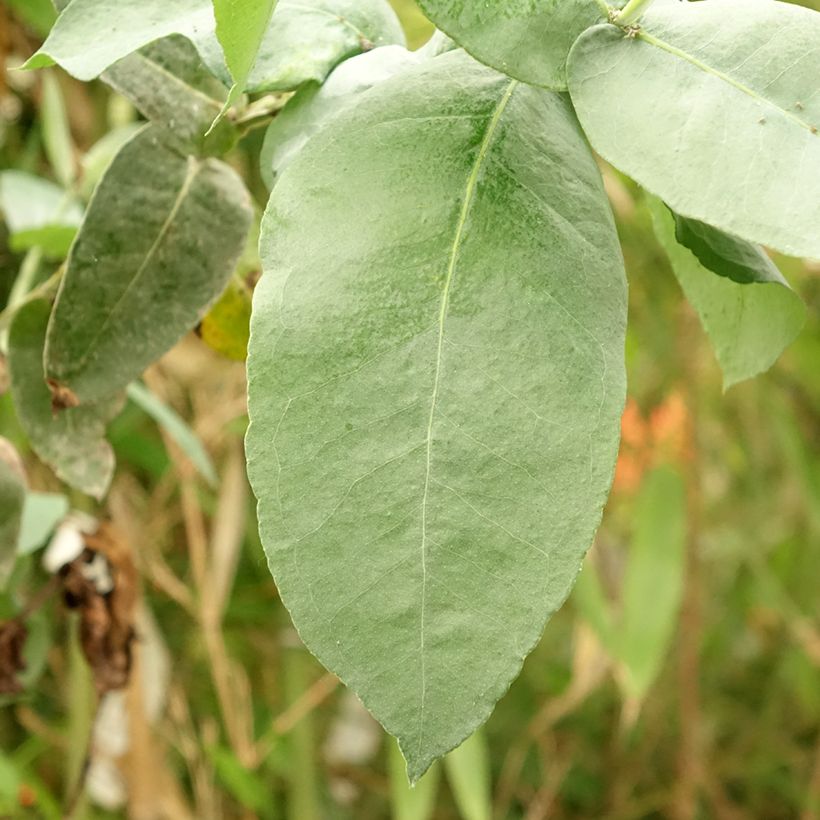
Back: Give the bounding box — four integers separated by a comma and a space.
47, 378, 80, 412
0, 619, 28, 695
60, 523, 138, 694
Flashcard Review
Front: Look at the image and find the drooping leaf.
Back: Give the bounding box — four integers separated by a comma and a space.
415, 0, 613, 90
126, 381, 218, 487
0, 439, 26, 587
44, 125, 252, 405
0, 171, 82, 257
246, 51, 627, 780
617, 465, 685, 703
567, 0, 820, 260
8, 300, 118, 500
22, 0, 217, 81
647, 197, 805, 388
260, 44, 423, 188
211, 0, 278, 120
102, 36, 235, 154
17, 492, 70, 555
443, 730, 492, 820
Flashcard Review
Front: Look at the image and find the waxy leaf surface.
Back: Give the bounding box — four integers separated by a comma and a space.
9, 301, 118, 500
648, 198, 805, 388
45, 126, 252, 404
246, 51, 627, 780
415, 0, 612, 90
568, 0, 820, 260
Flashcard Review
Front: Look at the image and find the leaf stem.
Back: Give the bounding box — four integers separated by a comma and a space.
615, 0, 658, 26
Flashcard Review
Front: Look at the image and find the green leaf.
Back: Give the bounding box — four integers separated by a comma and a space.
671, 211, 786, 286
617, 465, 685, 702
647, 196, 805, 388
0, 171, 83, 257
567, 0, 820, 260
0, 439, 26, 587
389, 739, 440, 820
126, 381, 218, 487
41, 72, 76, 188
260, 44, 422, 188
44, 125, 252, 405
8, 300, 118, 500
102, 36, 235, 155
80, 124, 144, 200
5, 0, 56, 37
415, 0, 613, 90
198, 277, 252, 361
444, 730, 491, 820
246, 51, 627, 781
224, 0, 406, 93
17, 492, 70, 555
211, 0, 278, 122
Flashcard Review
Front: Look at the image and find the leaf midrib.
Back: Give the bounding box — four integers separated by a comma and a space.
415, 79, 517, 760
638, 29, 817, 135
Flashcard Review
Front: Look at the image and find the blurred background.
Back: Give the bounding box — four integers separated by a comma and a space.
1, 1, 819, 817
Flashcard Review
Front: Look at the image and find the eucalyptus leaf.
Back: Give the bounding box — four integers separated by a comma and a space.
0, 171, 82, 257
0, 439, 26, 587
415, 0, 613, 90
246, 51, 627, 780
44, 125, 252, 404
260, 45, 423, 188
8, 300, 118, 500
648, 197, 805, 388
568, 0, 820, 260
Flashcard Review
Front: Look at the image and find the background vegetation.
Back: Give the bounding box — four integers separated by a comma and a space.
1, 1, 819, 817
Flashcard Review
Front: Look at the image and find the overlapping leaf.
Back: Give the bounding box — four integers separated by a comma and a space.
568, 0, 820, 259
247, 51, 627, 780
44, 125, 252, 404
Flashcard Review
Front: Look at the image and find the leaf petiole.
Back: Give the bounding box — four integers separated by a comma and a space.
614, 0, 659, 27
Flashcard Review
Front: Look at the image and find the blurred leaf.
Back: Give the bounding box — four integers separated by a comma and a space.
573, 559, 616, 651
5, 0, 56, 37
208, 745, 269, 812
443, 730, 491, 820
648, 197, 805, 388
617, 466, 686, 703
672, 211, 786, 286
416, 0, 613, 90
0, 171, 82, 258
389, 739, 439, 820
198, 278, 252, 362
567, 0, 820, 259
102, 36, 235, 155
126, 381, 217, 487
17, 492, 70, 555
247, 52, 627, 781
40, 72, 75, 188
8, 300, 117, 500
79, 124, 143, 200
211, 0, 278, 123
0, 440, 26, 587
261, 45, 421, 188
44, 125, 252, 404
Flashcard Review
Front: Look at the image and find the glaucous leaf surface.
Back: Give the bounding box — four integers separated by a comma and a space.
415, 0, 613, 90
0, 439, 26, 587
9, 301, 118, 500
80, 124, 144, 200
568, 0, 820, 260
44, 126, 252, 405
672, 212, 788, 286
648, 198, 805, 388
246, 51, 627, 780
0, 171, 82, 257
102, 36, 234, 154
260, 45, 423, 188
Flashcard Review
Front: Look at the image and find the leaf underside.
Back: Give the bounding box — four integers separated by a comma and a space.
246, 51, 627, 781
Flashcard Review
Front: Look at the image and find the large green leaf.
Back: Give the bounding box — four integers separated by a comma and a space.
0, 171, 82, 257
44, 125, 252, 405
8, 301, 118, 500
567, 0, 820, 260
246, 51, 627, 780
415, 0, 612, 90
648, 197, 805, 388
0, 439, 26, 587
102, 36, 234, 154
